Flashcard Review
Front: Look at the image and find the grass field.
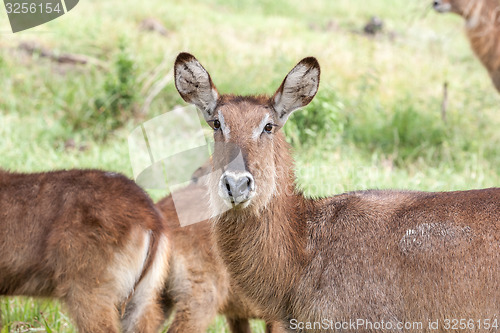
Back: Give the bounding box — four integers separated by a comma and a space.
1, 0, 499, 331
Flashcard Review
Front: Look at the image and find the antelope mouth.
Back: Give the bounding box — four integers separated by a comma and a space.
218, 171, 256, 209
220, 187, 256, 209
228, 196, 253, 209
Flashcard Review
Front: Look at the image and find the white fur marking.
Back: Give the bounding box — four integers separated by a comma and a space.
466, 0, 484, 28
218, 110, 230, 139
252, 114, 271, 140
122, 234, 169, 332
110, 230, 151, 302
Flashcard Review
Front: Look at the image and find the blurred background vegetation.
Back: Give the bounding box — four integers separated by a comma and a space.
0, 0, 499, 331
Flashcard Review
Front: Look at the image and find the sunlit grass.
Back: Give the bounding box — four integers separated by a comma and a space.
0, 298, 74, 333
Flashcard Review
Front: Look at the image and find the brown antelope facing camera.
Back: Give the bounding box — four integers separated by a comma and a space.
433, 0, 500, 93
174, 52, 500, 332
0, 169, 169, 333
157, 167, 274, 333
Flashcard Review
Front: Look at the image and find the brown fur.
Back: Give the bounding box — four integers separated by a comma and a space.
174, 53, 500, 332
0, 169, 169, 333
157, 179, 273, 332
434, 0, 500, 92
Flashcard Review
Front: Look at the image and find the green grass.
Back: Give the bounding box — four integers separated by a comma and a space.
1, 0, 499, 331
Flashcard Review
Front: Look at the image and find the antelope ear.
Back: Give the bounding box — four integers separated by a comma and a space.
271, 57, 320, 127
174, 52, 220, 121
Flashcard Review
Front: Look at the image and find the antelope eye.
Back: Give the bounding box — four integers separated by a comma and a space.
213, 119, 221, 130
264, 123, 273, 133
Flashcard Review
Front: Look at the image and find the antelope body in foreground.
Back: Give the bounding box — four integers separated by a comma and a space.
433, 0, 500, 93
0, 169, 169, 333
174, 52, 500, 332
157, 175, 273, 333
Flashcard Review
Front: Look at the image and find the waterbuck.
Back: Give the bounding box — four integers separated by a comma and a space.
157, 168, 273, 332
433, 0, 500, 93
0, 169, 169, 333
173, 52, 500, 332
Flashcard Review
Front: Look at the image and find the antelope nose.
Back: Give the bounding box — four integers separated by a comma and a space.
433, 0, 440, 7
222, 173, 254, 204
